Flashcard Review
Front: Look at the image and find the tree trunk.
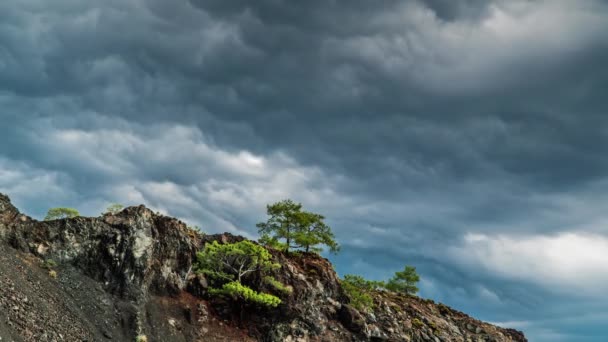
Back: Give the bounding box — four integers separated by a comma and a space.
286, 226, 290, 253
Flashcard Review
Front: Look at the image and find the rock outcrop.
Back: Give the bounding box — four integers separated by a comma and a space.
0, 193, 527, 342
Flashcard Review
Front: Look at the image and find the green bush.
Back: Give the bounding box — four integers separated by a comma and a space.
210, 281, 281, 307
258, 234, 288, 251
41, 259, 57, 270
196, 240, 279, 283
186, 225, 204, 239
412, 318, 424, 328
104, 203, 124, 215
385, 266, 420, 295
264, 276, 293, 294
341, 274, 383, 311
135, 335, 148, 342
196, 240, 285, 308
44, 207, 80, 221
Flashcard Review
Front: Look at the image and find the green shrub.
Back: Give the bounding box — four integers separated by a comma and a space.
412, 318, 424, 328
385, 266, 420, 295
437, 303, 451, 315
264, 276, 293, 294
196, 240, 279, 283
341, 274, 383, 311
186, 225, 204, 239
42, 259, 57, 270
44, 207, 80, 221
196, 240, 285, 308
135, 335, 148, 342
258, 234, 288, 251
210, 281, 282, 307
105, 203, 124, 215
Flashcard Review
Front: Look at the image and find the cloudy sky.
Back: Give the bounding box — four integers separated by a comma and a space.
1, 0, 608, 340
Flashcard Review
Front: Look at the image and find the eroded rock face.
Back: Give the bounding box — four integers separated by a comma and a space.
1, 200, 201, 300
0, 193, 527, 342
0, 193, 20, 239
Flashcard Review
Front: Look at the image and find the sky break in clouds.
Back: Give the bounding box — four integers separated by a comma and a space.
1, 1, 608, 341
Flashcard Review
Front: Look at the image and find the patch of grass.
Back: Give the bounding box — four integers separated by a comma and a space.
186, 225, 205, 240
41, 259, 57, 270
264, 276, 293, 295
437, 303, 451, 315
306, 267, 319, 276
135, 335, 148, 342
411, 318, 424, 329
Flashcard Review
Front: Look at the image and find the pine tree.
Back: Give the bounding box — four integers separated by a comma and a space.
385, 266, 420, 295
257, 200, 339, 253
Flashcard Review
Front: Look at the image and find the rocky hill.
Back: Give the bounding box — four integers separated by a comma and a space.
0, 193, 526, 342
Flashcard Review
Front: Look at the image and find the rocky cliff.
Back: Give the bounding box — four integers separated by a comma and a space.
0, 193, 527, 342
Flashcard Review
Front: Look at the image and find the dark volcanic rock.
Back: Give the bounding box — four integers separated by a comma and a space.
0, 193, 527, 342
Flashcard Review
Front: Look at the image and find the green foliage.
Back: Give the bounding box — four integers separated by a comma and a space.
411, 318, 424, 329
41, 259, 57, 270
341, 274, 383, 311
44, 207, 80, 221
135, 335, 148, 342
264, 276, 293, 294
385, 265, 420, 295
196, 240, 279, 283
105, 203, 124, 215
293, 211, 339, 253
256, 199, 301, 252
256, 199, 339, 253
210, 281, 282, 307
437, 303, 451, 316
186, 225, 204, 239
195, 240, 284, 307
343, 274, 385, 291
258, 234, 287, 251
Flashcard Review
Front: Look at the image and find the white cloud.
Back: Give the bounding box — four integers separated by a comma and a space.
0, 157, 71, 211
23, 115, 348, 237
332, 0, 608, 94
448, 232, 608, 296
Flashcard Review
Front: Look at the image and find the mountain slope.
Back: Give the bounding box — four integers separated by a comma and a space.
0, 193, 526, 342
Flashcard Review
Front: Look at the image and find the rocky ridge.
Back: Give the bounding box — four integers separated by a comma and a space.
0, 193, 527, 342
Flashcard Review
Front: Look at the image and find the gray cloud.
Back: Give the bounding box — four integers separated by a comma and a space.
2, 0, 608, 340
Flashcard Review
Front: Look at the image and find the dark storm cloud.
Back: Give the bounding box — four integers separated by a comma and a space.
421, 0, 493, 21
2, 0, 608, 340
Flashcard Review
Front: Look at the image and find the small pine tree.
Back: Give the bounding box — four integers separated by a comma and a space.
44, 207, 80, 221
105, 203, 124, 215
293, 211, 339, 253
385, 266, 420, 295
257, 200, 339, 253
256, 199, 302, 252
341, 274, 384, 311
